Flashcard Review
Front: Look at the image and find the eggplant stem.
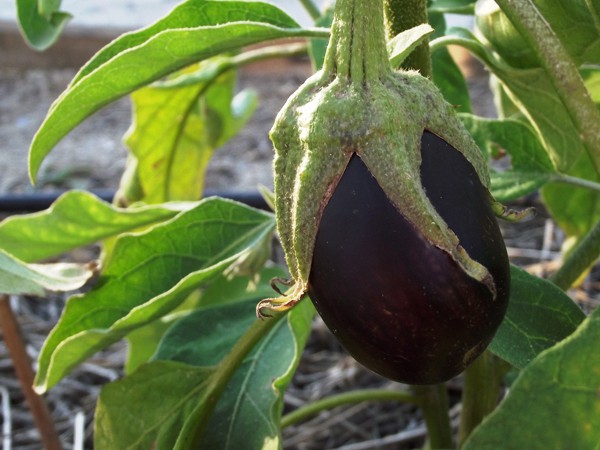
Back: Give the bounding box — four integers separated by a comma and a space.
0, 295, 62, 450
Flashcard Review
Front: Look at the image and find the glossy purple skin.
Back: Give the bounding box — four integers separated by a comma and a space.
308, 131, 510, 384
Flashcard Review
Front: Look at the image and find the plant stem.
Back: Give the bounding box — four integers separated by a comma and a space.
551, 218, 600, 289
457, 352, 505, 447
323, 0, 391, 83
0, 295, 62, 450
551, 173, 600, 193
383, 0, 432, 77
298, 0, 322, 21
494, 0, 600, 176
412, 384, 453, 449
176, 313, 284, 450
281, 388, 420, 428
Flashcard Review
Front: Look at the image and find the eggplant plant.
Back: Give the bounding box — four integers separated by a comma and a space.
2, 0, 600, 448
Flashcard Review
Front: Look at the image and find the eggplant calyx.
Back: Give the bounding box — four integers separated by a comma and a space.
255, 280, 308, 319
490, 197, 535, 222
454, 244, 497, 297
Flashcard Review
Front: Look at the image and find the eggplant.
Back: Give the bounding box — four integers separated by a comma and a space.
308, 132, 509, 384
256, 0, 512, 384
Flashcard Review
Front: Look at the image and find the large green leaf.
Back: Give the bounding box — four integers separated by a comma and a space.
172, 301, 314, 450
154, 301, 258, 367
531, 0, 600, 64
0, 249, 93, 296
464, 305, 600, 449
28, 16, 327, 182
125, 266, 286, 374
459, 114, 554, 201
125, 61, 257, 203
0, 190, 188, 262
497, 67, 585, 173
16, 0, 71, 51
96, 300, 314, 450
541, 68, 600, 238
69, 0, 300, 86
489, 266, 585, 370
95, 361, 215, 450
441, 27, 584, 171
34, 198, 275, 393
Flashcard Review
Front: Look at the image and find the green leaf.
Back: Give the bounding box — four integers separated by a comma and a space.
464, 305, 600, 449
541, 154, 600, 239
125, 60, 257, 203
429, 0, 476, 14
459, 115, 553, 171
477, 0, 600, 67
189, 302, 313, 449
200, 266, 287, 308
474, 1, 539, 69
95, 361, 216, 450
388, 24, 434, 69
497, 67, 585, 172
38, 0, 62, 20
124, 314, 179, 375
69, 0, 300, 87
533, 0, 600, 64
489, 171, 553, 202
34, 198, 275, 393
442, 27, 585, 172
124, 289, 202, 374
16, 0, 71, 51
489, 266, 585, 370
469, 5, 600, 239
582, 67, 600, 103
154, 301, 257, 366
540, 68, 600, 239
459, 114, 555, 200
96, 300, 314, 450
429, 15, 472, 112
0, 190, 187, 262
125, 266, 285, 374
29, 17, 327, 182
308, 5, 333, 71
0, 249, 93, 296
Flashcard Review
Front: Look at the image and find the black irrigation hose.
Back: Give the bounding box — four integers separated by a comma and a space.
0, 189, 270, 213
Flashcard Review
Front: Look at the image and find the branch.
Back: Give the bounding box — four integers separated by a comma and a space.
0, 295, 62, 450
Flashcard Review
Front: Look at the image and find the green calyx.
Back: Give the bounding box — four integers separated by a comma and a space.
257, 0, 494, 318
